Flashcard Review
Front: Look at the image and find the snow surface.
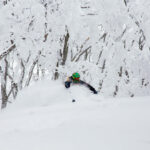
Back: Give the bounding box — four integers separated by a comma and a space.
0, 80, 150, 150
1, 0, 150, 97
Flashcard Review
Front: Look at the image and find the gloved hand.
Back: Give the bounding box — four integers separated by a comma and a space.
94, 90, 98, 94
65, 81, 70, 88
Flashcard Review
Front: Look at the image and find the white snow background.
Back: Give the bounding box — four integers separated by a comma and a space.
1, 0, 150, 150
0, 79, 150, 150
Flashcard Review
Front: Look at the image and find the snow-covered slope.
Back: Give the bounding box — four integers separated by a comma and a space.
1, 0, 150, 101
0, 80, 150, 150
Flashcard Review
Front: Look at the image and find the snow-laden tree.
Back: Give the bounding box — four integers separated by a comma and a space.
0, 0, 150, 108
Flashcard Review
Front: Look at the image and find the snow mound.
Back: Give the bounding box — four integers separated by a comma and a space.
8, 79, 101, 110
0, 80, 150, 150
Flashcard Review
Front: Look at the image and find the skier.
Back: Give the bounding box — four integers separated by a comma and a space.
65, 72, 98, 94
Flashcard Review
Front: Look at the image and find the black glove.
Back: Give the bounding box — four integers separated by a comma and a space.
93, 90, 98, 94
65, 81, 70, 88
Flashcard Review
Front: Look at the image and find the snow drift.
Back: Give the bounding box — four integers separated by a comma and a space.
0, 80, 150, 150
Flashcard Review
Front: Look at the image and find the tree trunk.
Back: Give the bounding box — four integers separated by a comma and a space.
25, 51, 41, 87
61, 29, 69, 66
1, 58, 8, 109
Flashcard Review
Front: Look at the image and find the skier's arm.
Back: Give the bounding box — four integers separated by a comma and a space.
87, 84, 98, 94
80, 80, 98, 94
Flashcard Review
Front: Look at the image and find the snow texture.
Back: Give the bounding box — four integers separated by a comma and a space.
0, 0, 150, 99
0, 80, 150, 150
0, 1, 150, 148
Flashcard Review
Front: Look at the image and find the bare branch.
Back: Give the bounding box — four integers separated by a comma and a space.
113, 85, 119, 97
75, 46, 91, 62
115, 27, 127, 42
0, 44, 16, 60
71, 38, 90, 61
101, 59, 106, 73
124, 0, 127, 6
99, 33, 107, 42
25, 51, 41, 87
96, 50, 103, 65
19, 59, 25, 90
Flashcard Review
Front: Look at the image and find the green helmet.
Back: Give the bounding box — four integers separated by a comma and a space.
72, 72, 80, 80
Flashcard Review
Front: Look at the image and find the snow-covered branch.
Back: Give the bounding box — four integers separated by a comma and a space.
0, 44, 16, 61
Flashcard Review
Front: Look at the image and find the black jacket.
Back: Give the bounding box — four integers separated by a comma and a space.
65, 77, 97, 94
